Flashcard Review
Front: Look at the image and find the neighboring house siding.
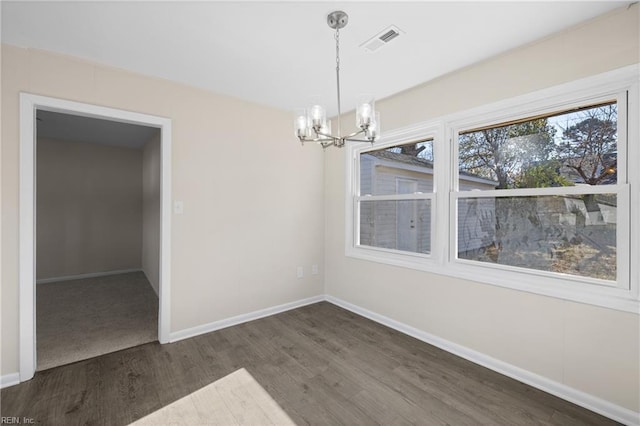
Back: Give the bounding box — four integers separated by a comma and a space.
359, 153, 494, 254
372, 166, 432, 253
360, 155, 375, 248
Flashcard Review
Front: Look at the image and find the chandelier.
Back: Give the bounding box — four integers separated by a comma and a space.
294, 11, 380, 148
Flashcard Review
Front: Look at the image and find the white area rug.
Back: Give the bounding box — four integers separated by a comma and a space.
131, 368, 295, 425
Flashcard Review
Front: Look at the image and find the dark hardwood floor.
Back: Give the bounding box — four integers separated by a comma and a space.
1, 302, 619, 425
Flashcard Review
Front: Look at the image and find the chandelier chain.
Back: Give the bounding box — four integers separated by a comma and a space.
335, 28, 342, 141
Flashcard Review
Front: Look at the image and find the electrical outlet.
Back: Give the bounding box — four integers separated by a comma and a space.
296, 266, 304, 278
312, 264, 319, 275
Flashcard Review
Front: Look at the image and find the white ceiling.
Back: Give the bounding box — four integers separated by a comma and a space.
2, 1, 627, 118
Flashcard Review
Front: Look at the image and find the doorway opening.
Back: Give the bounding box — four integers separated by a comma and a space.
19, 94, 172, 381
36, 111, 159, 370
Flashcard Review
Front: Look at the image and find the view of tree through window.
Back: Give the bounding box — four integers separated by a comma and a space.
457, 102, 618, 281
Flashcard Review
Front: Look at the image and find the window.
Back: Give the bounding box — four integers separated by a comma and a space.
358, 140, 434, 255
454, 101, 626, 286
346, 66, 638, 312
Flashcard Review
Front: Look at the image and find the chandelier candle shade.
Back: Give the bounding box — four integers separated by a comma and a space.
294, 11, 381, 148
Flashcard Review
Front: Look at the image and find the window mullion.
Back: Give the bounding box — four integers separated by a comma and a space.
356, 193, 434, 202
454, 184, 626, 199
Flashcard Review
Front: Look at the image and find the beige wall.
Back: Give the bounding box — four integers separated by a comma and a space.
36, 138, 142, 279
142, 132, 161, 295
325, 6, 639, 412
1, 44, 325, 375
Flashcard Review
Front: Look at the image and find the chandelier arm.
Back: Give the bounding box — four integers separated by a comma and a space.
342, 128, 367, 139
344, 137, 374, 143
309, 134, 337, 143
298, 135, 334, 143
314, 130, 338, 140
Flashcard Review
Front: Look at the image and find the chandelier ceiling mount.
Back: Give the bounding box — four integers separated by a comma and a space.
327, 10, 348, 30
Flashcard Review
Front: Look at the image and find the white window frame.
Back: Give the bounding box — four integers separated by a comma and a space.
346, 121, 445, 269
345, 65, 639, 313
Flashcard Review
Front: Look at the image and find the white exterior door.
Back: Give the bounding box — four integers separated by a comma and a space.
396, 179, 418, 251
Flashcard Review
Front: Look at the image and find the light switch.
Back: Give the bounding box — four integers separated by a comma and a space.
174, 201, 184, 215
312, 264, 319, 275
297, 266, 304, 279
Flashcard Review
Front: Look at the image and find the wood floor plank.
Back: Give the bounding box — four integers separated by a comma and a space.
0, 301, 620, 425
274, 311, 479, 425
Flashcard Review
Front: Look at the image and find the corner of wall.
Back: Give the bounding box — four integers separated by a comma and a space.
141, 268, 159, 296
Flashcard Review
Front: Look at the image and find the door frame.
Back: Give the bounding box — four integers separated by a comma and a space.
19, 93, 172, 381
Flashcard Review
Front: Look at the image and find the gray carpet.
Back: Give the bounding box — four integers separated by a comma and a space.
36, 271, 158, 371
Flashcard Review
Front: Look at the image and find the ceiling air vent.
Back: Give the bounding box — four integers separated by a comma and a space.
360, 25, 403, 53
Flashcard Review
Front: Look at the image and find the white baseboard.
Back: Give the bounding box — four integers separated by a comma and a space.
325, 295, 639, 426
169, 295, 325, 343
1, 373, 20, 389
36, 269, 142, 284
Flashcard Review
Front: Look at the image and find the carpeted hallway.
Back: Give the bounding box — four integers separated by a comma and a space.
36, 271, 158, 371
